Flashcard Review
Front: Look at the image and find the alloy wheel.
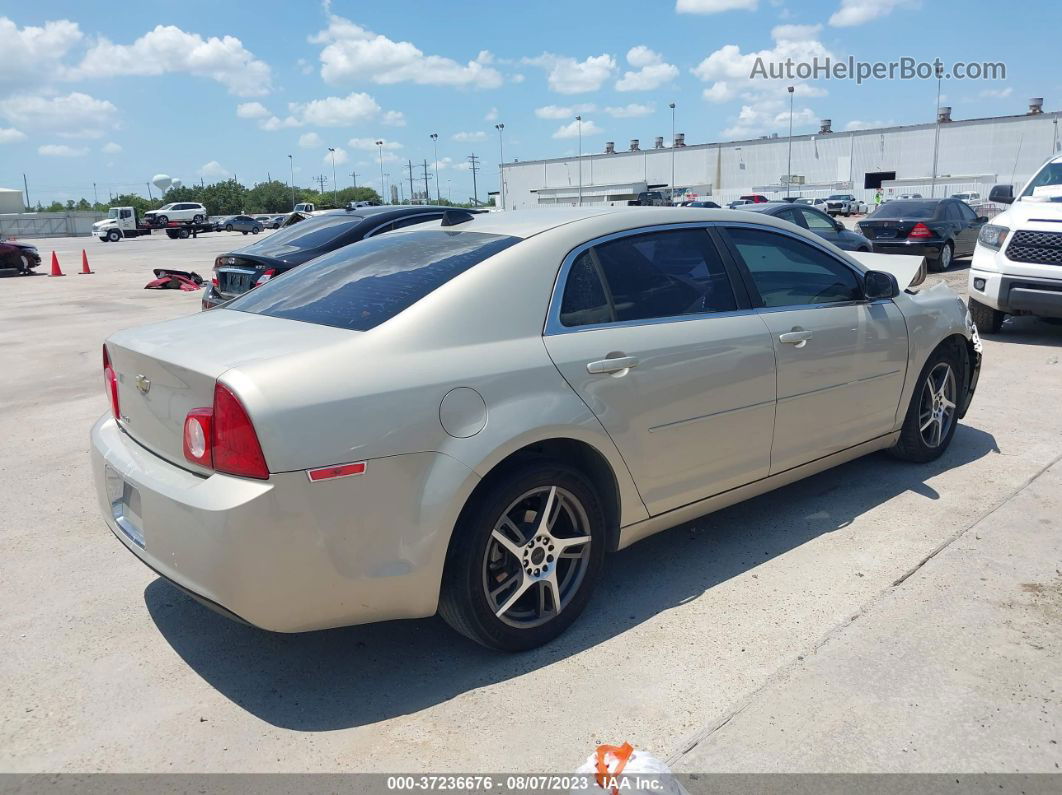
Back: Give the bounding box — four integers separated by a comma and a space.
481, 485, 592, 629
919, 362, 957, 447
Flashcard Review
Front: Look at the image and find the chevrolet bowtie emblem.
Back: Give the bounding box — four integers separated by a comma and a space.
135, 374, 151, 395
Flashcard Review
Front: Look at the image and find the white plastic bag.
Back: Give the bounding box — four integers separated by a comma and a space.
571, 742, 688, 795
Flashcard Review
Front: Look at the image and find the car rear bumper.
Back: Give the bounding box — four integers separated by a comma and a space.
90, 414, 477, 632
864, 240, 943, 259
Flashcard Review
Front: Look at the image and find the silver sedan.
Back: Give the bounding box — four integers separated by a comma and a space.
91, 208, 981, 650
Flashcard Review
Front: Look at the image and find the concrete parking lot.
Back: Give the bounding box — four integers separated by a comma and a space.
1, 232, 1059, 773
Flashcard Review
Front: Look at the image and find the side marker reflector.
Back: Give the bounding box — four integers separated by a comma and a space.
307, 462, 367, 482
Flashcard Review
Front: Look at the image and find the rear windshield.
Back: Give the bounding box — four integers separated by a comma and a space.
238, 214, 363, 256
870, 201, 938, 219
228, 230, 520, 331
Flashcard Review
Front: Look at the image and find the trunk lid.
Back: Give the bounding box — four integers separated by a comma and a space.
213, 254, 285, 300
106, 309, 355, 473
858, 219, 927, 240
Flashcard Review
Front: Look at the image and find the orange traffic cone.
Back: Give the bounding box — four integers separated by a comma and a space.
79, 249, 93, 274
49, 251, 65, 277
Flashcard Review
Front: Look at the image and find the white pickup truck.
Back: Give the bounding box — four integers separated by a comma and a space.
968, 155, 1062, 332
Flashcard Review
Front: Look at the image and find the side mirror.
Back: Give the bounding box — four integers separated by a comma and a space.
833, 220, 844, 231
864, 270, 899, 300
976, 216, 989, 223
988, 184, 1014, 205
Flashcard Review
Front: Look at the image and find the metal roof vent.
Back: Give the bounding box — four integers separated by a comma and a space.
1029, 97, 1044, 114
629, 139, 640, 151
819, 119, 832, 134
604, 141, 615, 154
654, 136, 665, 149
937, 106, 953, 123
674, 133, 686, 147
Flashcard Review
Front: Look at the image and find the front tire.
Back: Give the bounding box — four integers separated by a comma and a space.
192, 214, 204, 224
107, 229, 120, 242
891, 342, 963, 463
156, 215, 168, 225
439, 461, 606, 651
968, 298, 1003, 334
225, 224, 233, 232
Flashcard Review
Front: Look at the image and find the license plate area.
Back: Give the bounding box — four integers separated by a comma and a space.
106, 466, 145, 548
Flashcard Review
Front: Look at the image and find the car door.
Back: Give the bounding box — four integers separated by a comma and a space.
953, 200, 984, 256
543, 226, 777, 516
721, 225, 909, 474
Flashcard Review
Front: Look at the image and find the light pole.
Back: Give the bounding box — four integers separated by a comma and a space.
930, 62, 944, 197
287, 154, 295, 209
786, 86, 795, 197
495, 123, 505, 210
576, 115, 583, 206
328, 147, 338, 206
430, 133, 440, 204
669, 102, 676, 202
376, 140, 385, 204
447, 178, 452, 203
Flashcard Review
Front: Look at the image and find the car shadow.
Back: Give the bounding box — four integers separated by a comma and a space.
145, 424, 999, 732
984, 314, 1062, 347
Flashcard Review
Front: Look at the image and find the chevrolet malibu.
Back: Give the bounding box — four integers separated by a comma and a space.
91, 208, 980, 650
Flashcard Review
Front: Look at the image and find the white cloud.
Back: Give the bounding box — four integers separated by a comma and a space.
1, 92, 118, 138
326, 146, 349, 165
535, 103, 597, 119
299, 132, 323, 148
236, 101, 270, 119
845, 119, 896, 130
0, 128, 27, 144
382, 110, 406, 127
553, 119, 603, 139
524, 53, 616, 94
71, 25, 271, 96
259, 115, 302, 131
101, 141, 122, 153
0, 17, 83, 85
721, 103, 817, 139
198, 160, 230, 179
604, 103, 655, 118
829, 0, 913, 27
434, 156, 456, 171
348, 137, 402, 150
38, 144, 87, 157
615, 46, 678, 92
290, 91, 381, 127
310, 14, 502, 88
452, 131, 487, 142
676, 0, 758, 13
484, 107, 498, 122
296, 57, 313, 75
980, 87, 1013, 99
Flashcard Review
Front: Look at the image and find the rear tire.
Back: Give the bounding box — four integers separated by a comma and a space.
891, 342, 964, 463
928, 241, 953, 272
178, 228, 190, 239
968, 298, 1003, 334
438, 461, 606, 651
252, 227, 260, 234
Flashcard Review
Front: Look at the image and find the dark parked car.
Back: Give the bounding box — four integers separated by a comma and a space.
202, 205, 452, 309
215, 215, 262, 235
858, 198, 986, 271
632, 191, 668, 206
0, 238, 41, 275
740, 202, 872, 252
684, 200, 721, 208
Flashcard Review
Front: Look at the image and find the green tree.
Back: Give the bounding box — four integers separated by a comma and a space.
245, 180, 295, 213
109, 193, 153, 215
161, 186, 205, 205
199, 179, 248, 216
336, 186, 382, 206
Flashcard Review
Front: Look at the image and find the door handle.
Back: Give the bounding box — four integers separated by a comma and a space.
587, 356, 639, 374
779, 329, 813, 346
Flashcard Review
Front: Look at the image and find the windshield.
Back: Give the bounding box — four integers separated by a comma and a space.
869, 201, 938, 219
237, 214, 363, 256
827, 195, 849, 200
229, 231, 519, 331
1021, 161, 1062, 199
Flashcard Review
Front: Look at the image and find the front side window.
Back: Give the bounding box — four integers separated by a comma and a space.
726, 227, 863, 308
559, 228, 736, 328
799, 208, 836, 231
229, 230, 519, 331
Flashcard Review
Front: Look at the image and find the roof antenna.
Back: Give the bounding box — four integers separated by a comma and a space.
441, 209, 476, 227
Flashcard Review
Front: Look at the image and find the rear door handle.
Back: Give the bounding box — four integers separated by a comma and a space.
779, 330, 813, 345
587, 356, 639, 374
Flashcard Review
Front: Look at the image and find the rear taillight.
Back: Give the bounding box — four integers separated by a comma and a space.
183, 408, 213, 467
103, 345, 120, 420
254, 267, 276, 287
184, 383, 269, 478
908, 222, 932, 239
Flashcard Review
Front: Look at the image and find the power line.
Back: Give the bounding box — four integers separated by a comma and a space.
313, 174, 328, 194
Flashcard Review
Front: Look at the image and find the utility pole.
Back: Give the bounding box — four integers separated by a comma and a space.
328, 148, 338, 206
420, 159, 432, 205
146, 182, 153, 201
406, 159, 416, 204
930, 61, 944, 198
350, 171, 359, 191
288, 154, 295, 209
468, 153, 481, 206
93, 182, 98, 207
430, 133, 440, 203
313, 174, 328, 194
575, 116, 583, 206
22, 173, 30, 208
495, 122, 505, 210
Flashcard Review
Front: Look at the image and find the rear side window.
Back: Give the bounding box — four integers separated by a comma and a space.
229, 231, 519, 331
559, 228, 736, 328
726, 227, 862, 307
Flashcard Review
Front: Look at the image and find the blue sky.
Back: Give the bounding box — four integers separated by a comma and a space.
0, 0, 1049, 205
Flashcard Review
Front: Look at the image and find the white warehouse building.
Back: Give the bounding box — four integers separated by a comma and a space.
499, 100, 1062, 210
